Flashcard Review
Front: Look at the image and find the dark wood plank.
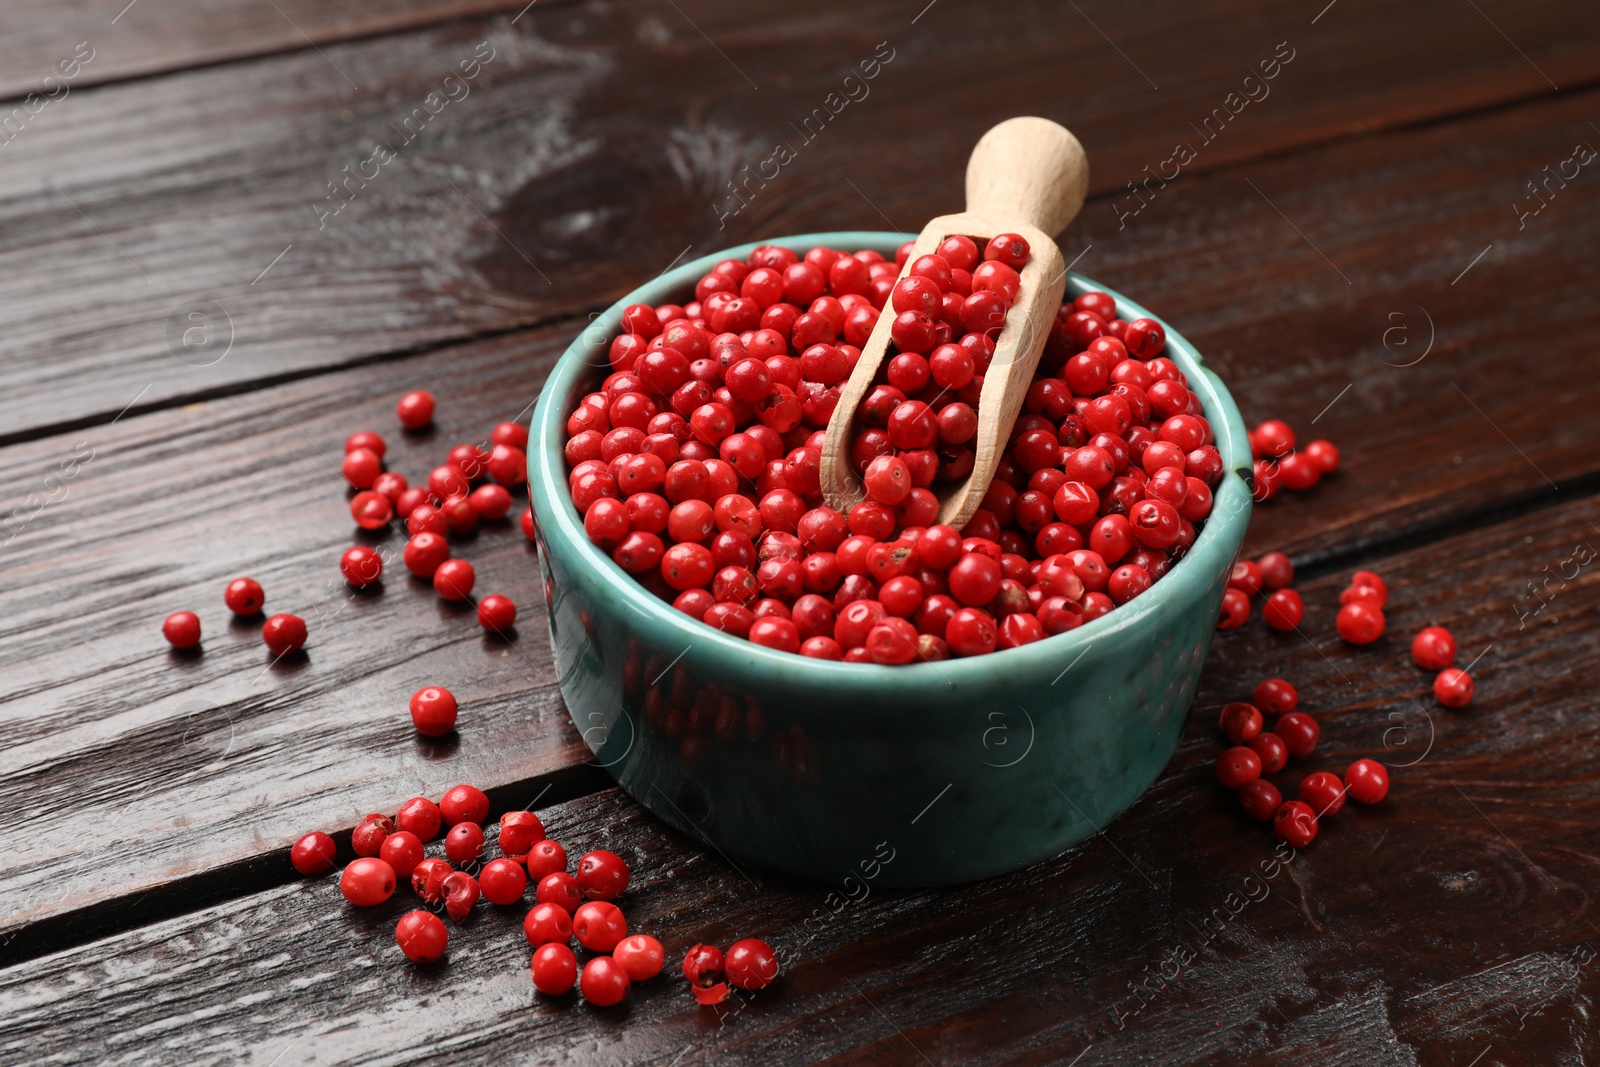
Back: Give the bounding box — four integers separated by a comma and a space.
0, 327, 597, 946
1067, 84, 1600, 566
0, 0, 533, 100
5, 0, 1598, 438
5, 479, 1597, 1063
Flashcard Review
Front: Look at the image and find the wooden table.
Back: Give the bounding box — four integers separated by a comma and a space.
3, 1, 1598, 1062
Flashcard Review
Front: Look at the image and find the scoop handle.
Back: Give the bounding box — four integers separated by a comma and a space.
964, 117, 1089, 236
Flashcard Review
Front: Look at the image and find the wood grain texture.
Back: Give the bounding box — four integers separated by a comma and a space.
4, 487, 1598, 1064
3, 0, 1598, 438
4, 1, 1600, 1061
0, 327, 597, 948
7, 83, 1600, 949
0, 0, 537, 100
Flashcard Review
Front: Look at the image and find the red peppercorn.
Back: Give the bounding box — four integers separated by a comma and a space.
406, 503, 447, 537
1412, 626, 1456, 670
1227, 560, 1262, 597
469, 483, 513, 521
1304, 439, 1339, 472
537, 871, 583, 915
375, 469, 412, 501
396, 797, 442, 840
1254, 419, 1296, 459
1217, 587, 1250, 630
1219, 702, 1263, 744
397, 390, 435, 429
573, 900, 628, 952
395, 909, 448, 964
345, 430, 386, 457
1274, 800, 1318, 847
162, 611, 201, 650
724, 938, 779, 990
350, 490, 393, 531
339, 857, 396, 906
340, 545, 382, 588
372, 473, 415, 508
1345, 759, 1390, 804
1238, 779, 1282, 822
497, 810, 545, 857
224, 577, 265, 616
433, 559, 475, 600
404, 532, 451, 578
1275, 711, 1320, 759
1336, 599, 1385, 645
442, 870, 480, 923
341, 446, 382, 490
521, 507, 537, 542
492, 420, 529, 449
613, 934, 665, 981
1257, 551, 1294, 590
436, 788, 487, 831
1277, 451, 1320, 491
1252, 677, 1298, 714
290, 831, 337, 876
351, 812, 395, 857
524, 901, 574, 946
576, 849, 631, 901
445, 822, 484, 866
410, 858, 452, 904
480, 857, 528, 905
1298, 771, 1347, 816
1262, 588, 1304, 631
1247, 731, 1289, 774
409, 686, 458, 737
532, 943, 579, 996
477, 594, 517, 634
261, 613, 307, 657
949, 553, 1002, 607
682, 943, 730, 1005
526, 838, 568, 880
1434, 667, 1474, 708
1348, 569, 1388, 606
1216, 746, 1263, 790
581, 955, 632, 1007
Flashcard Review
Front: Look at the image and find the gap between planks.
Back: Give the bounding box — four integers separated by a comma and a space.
0, 761, 610, 971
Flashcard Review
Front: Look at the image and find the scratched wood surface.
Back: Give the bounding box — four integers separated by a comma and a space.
0, 0, 546, 100
2, 0, 1599, 1063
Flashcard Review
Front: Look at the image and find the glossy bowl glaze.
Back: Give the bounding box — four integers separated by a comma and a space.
528, 232, 1251, 888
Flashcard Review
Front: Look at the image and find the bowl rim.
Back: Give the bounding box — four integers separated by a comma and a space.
529, 230, 1252, 683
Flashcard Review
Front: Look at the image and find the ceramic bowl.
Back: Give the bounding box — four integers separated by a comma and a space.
528, 231, 1251, 888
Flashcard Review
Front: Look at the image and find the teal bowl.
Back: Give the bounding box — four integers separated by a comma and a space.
529, 232, 1251, 888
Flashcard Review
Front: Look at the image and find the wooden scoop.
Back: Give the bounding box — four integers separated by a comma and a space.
821, 116, 1089, 530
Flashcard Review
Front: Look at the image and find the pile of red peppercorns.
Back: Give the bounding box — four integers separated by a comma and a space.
353, 394, 533, 621
1213, 674, 1390, 846
160, 392, 538, 657
567, 240, 1219, 662
1211, 556, 1478, 844
1248, 417, 1339, 501
291, 783, 776, 1008
1219, 550, 1302, 632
